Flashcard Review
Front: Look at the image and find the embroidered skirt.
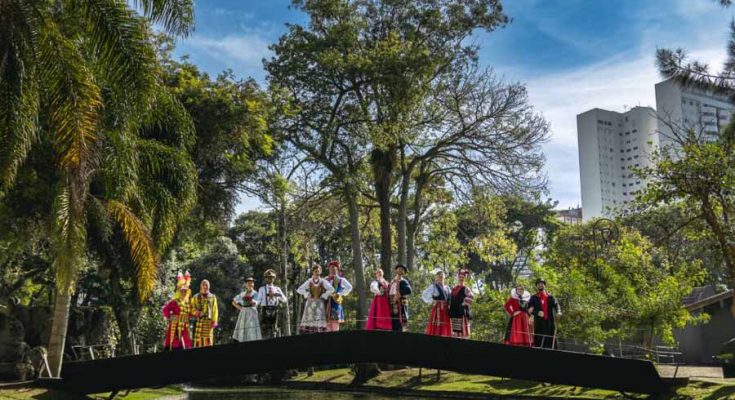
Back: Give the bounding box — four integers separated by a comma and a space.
299, 298, 327, 334
233, 307, 262, 342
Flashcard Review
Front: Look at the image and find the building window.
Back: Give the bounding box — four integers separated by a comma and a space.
632, 129, 637, 133
627, 157, 632, 160
633, 146, 638, 150
634, 155, 639, 159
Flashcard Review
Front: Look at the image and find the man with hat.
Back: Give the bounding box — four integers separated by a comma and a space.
324, 260, 353, 332
527, 278, 562, 349
257, 269, 288, 338
389, 264, 412, 332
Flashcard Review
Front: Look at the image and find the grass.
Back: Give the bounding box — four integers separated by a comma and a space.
0, 386, 184, 400
2, 372, 734, 399
292, 367, 735, 399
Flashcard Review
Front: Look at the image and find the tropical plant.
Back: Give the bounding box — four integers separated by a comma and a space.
0, 0, 194, 376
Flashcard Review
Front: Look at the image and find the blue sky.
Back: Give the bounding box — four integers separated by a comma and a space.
172, 0, 733, 214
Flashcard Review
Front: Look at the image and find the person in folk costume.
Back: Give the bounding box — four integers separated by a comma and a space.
527, 278, 562, 349
296, 264, 335, 334
324, 260, 353, 332
232, 277, 262, 342
389, 264, 412, 332
449, 269, 474, 339
190, 279, 219, 347
257, 269, 287, 339
162, 271, 193, 350
366, 268, 392, 331
503, 283, 533, 347
421, 269, 452, 337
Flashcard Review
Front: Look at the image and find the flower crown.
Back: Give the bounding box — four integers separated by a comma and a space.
176, 271, 191, 289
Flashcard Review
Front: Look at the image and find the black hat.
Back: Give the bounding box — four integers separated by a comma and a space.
394, 264, 408, 272
245, 276, 255, 282
535, 278, 546, 285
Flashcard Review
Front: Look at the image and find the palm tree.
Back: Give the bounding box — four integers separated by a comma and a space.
0, 0, 193, 376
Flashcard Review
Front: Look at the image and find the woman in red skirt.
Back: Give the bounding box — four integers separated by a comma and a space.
366, 269, 392, 330
421, 269, 451, 336
503, 283, 533, 347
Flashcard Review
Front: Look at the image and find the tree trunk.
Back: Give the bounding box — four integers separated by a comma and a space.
406, 175, 425, 271
47, 288, 72, 377
346, 190, 368, 327
109, 266, 137, 355
701, 198, 735, 285
371, 148, 395, 273
396, 170, 410, 267
278, 202, 292, 336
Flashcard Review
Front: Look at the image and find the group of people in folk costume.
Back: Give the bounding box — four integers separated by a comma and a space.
365, 264, 413, 332
421, 269, 474, 338
162, 272, 221, 350
162, 264, 560, 350
162, 269, 288, 350
503, 278, 562, 349
296, 260, 354, 333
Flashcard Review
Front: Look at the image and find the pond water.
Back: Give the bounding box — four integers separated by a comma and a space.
186, 387, 437, 399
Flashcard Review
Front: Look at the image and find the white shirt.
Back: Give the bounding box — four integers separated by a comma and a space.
326, 275, 353, 297
233, 290, 259, 307
296, 277, 335, 300
370, 279, 388, 296
257, 284, 287, 307
421, 283, 450, 304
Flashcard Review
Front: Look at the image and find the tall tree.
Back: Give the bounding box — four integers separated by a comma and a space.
635, 123, 735, 285
397, 66, 549, 270
0, 0, 193, 376
270, 0, 510, 279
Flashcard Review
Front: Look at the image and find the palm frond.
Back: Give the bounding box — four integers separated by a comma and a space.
97, 128, 141, 202
136, 139, 197, 251
106, 199, 158, 302
38, 25, 102, 174
71, 0, 157, 113
139, 88, 196, 150
0, 0, 42, 187
51, 185, 88, 294
133, 0, 194, 37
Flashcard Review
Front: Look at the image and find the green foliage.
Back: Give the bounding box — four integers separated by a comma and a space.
159, 46, 274, 228
633, 122, 735, 285
540, 222, 707, 349
184, 236, 252, 343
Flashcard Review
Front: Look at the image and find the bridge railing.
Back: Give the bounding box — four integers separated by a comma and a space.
149, 313, 678, 365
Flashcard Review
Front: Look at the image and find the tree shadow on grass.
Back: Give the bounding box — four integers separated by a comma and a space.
702, 385, 735, 400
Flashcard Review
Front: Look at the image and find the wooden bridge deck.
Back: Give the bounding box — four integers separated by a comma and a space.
36, 330, 673, 395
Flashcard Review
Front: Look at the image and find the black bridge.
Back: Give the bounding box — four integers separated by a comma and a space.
37, 330, 674, 395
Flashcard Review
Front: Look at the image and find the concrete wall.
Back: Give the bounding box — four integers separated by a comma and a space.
674, 296, 735, 364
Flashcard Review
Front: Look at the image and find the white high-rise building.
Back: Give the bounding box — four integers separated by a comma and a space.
577, 79, 735, 221
655, 78, 734, 147
577, 106, 658, 220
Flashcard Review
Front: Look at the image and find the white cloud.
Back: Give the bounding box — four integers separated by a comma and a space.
183, 33, 272, 78
521, 46, 727, 209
